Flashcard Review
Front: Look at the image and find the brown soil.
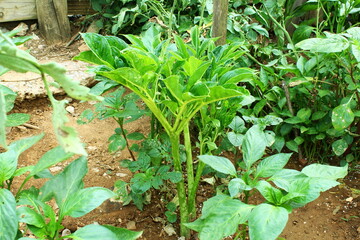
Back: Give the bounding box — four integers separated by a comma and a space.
2, 22, 359, 240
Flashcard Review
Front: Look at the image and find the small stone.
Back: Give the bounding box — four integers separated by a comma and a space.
50, 166, 62, 172
65, 106, 75, 115
92, 168, 100, 173
116, 173, 128, 177
345, 197, 353, 202
164, 224, 176, 236
30, 23, 37, 31
126, 221, 136, 230
16, 126, 27, 132
87, 146, 98, 152
38, 45, 46, 50
31, 33, 40, 40
14, 22, 29, 36
61, 229, 71, 237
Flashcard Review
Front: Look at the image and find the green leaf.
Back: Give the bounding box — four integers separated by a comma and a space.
273, 136, 285, 153
286, 140, 298, 153
248, 204, 288, 240
67, 224, 118, 240
73, 50, 104, 66
5, 113, 30, 127
127, 132, 145, 140
198, 155, 237, 176
30, 146, 73, 177
0, 134, 43, 183
103, 225, 142, 240
255, 181, 284, 205
185, 195, 254, 240
297, 108, 311, 121
80, 33, 116, 68
227, 132, 244, 147
163, 75, 183, 103
61, 187, 115, 218
332, 103, 354, 130
302, 164, 348, 180
332, 139, 348, 156
242, 125, 267, 169
40, 157, 87, 206
0, 90, 7, 149
296, 34, 349, 52
228, 178, 251, 197
0, 189, 17, 240
51, 99, 87, 155
255, 153, 292, 178
312, 111, 327, 120
228, 116, 246, 132
17, 206, 45, 228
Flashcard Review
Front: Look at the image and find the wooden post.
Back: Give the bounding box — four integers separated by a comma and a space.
212, 0, 228, 46
36, 0, 70, 44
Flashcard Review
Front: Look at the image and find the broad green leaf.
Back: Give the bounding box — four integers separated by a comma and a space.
187, 62, 211, 90
302, 164, 348, 180
228, 178, 251, 197
219, 68, 256, 85
163, 75, 183, 103
296, 34, 349, 52
0, 46, 40, 74
346, 27, 360, 41
255, 181, 283, 205
286, 140, 298, 153
103, 225, 142, 240
40, 157, 87, 206
227, 132, 244, 147
17, 206, 45, 228
273, 136, 285, 153
198, 155, 237, 176
255, 153, 292, 178
205, 86, 250, 105
126, 132, 145, 141
351, 41, 360, 62
122, 49, 158, 75
242, 125, 267, 169
183, 56, 203, 77
285, 178, 339, 208
332, 139, 348, 156
0, 134, 43, 183
185, 195, 254, 240
270, 169, 307, 192
51, 99, 87, 155
312, 111, 327, 120
61, 187, 115, 218
30, 146, 73, 177
5, 113, 30, 127
41, 62, 103, 102
264, 130, 276, 147
80, 33, 115, 67
0, 189, 17, 240
73, 50, 104, 66
297, 108, 311, 121
228, 116, 246, 132
0, 84, 16, 112
0, 90, 7, 149
67, 224, 118, 240
332, 103, 355, 130
248, 204, 288, 240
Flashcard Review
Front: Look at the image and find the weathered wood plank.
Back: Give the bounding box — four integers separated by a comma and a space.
68, 0, 95, 15
0, 1, 37, 22
0, 0, 93, 23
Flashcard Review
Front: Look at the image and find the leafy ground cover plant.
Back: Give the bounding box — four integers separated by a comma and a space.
185, 124, 348, 240
75, 25, 255, 237
0, 31, 142, 240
